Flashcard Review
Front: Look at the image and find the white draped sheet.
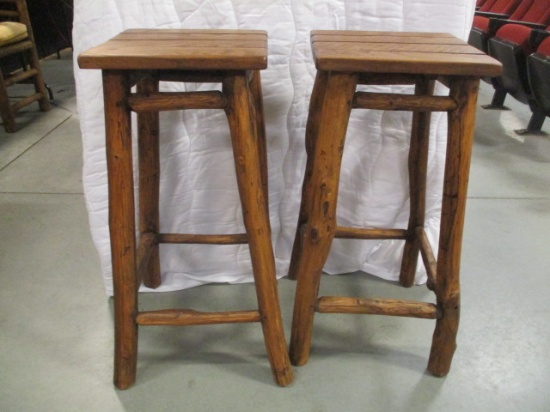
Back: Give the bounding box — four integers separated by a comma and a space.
73, 0, 476, 295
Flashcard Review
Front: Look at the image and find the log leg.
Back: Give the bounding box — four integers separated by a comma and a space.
248, 70, 270, 216
289, 71, 357, 366
103, 70, 138, 389
288, 71, 331, 281
223, 72, 294, 386
399, 78, 435, 287
428, 77, 479, 377
137, 75, 161, 288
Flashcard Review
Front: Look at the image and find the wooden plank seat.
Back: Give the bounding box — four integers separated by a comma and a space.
78, 29, 293, 389
288, 31, 502, 377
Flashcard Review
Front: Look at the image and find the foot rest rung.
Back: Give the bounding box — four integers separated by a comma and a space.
353, 92, 457, 112
158, 233, 248, 244
316, 296, 441, 319
136, 309, 262, 326
335, 226, 407, 240
129, 91, 227, 112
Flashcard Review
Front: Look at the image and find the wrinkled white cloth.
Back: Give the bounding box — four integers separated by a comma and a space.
73, 0, 476, 295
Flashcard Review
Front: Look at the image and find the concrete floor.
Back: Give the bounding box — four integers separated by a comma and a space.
1, 51, 549, 411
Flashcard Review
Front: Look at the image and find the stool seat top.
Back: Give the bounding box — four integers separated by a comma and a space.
311, 30, 502, 77
78, 29, 267, 71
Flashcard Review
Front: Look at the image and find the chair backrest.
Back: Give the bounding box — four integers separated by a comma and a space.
479, 0, 498, 12
519, 0, 550, 25
507, 0, 535, 21
482, 0, 522, 14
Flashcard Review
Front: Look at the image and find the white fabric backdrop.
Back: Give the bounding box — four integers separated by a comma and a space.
73, 0, 476, 295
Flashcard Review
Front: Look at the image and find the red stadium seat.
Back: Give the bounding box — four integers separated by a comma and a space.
485, 1, 550, 132
469, 0, 522, 52
526, 31, 550, 132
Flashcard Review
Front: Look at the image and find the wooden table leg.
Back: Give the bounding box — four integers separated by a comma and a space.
428, 77, 480, 377
103, 70, 139, 389
289, 71, 357, 366
400, 78, 435, 287
137, 75, 161, 289
223, 72, 294, 386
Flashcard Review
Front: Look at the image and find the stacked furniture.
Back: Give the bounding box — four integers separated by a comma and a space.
485, 0, 550, 132
0, 0, 50, 132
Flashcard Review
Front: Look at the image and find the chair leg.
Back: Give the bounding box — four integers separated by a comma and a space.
27, 46, 50, 112
515, 107, 547, 135
428, 77, 479, 377
103, 71, 139, 389
223, 72, 294, 387
0, 73, 18, 133
137, 76, 161, 289
288, 71, 357, 366
399, 78, 435, 287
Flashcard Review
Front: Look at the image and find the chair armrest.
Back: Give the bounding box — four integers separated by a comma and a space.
529, 29, 550, 51
475, 11, 510, 19
489, 19, 547, 38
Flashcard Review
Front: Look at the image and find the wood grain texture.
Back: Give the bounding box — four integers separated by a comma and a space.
102, 70, 138, 390
137, 76, 161, 289
317, 296, 441, 319
310, 30, 502, 76
288, 31, 500, 376
78, 29, 268, 70
223, 71, 294, 386
399, 78, 435, 288
136, 309, 261, 326
80, 29, 294, 388
289, 71, 358, 366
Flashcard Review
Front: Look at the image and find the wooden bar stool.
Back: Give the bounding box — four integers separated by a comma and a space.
288, 31, 502, 376
78, 29, 293, 389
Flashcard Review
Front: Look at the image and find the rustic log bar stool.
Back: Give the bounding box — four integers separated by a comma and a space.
77, 29, 293, 389
289, 31, 502, 376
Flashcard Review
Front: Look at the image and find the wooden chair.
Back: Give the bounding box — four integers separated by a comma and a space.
288, 31, 502, 377
0, 0, 50, 133
78, 29, 294, 389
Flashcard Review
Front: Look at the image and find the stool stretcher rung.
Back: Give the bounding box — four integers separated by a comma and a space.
136, 309, 262, 326
316, 296, 441, 319
357, 73, 435, 85
335, 226, 408, 240
158, 70, 225, 83
128, 91, 227, 112
352, 92, 457, 112
158, 233, 248, 244
416, 227, 437, 289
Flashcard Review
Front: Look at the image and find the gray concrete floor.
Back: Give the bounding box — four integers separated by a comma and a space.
1, 51, 549, 411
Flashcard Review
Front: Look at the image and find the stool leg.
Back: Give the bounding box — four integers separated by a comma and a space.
399, 78, 435, 287
223, 72, 294, 386
289, 71, 357, 366
137, 76, 161, 289
288, 71, 329, 281
248, 71, 270, 216
428, 77, 479, 377
102, 71, 139, 389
